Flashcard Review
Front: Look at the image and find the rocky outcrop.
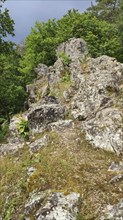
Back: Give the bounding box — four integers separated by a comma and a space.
1, 38, 123, 156
35, 63, 49, 79
27, 38, 123, 154
28, 104, 66, 134
71, 55, 123, 154
100, 199, 123, 220
56, 38, 88, 61
25, 191, 80, 220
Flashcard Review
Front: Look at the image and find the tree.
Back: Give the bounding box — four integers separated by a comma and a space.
0, 1, 27, 121
0, 0, 15, 53
87, 0, 120, 23
117, 0, 123, 62
57, 10, 120, 58
0, 51, 27, 120
19, 19, 58, 83
19, 9, 120, 81
87, 0, 123, 62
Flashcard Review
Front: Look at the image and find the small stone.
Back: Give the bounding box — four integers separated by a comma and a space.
110, 174, 123, 184
27, 167, 36, 176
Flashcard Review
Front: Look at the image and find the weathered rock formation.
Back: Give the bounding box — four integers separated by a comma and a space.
25, 191, 80, 220
27, 38, 123, 154
28, 104, 66, 134
100, 199, 123, 220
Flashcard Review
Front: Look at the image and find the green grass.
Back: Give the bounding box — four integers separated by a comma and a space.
0, 126, 123, 219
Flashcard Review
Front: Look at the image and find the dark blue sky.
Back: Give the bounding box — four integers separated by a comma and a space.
4, 0, 95, 43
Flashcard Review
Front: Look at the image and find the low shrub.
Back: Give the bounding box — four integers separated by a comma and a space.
18, 119, 29, 140
59, 52, 71, 66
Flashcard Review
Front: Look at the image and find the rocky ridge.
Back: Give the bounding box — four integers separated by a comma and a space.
0, 38, 123, 220
26, 38, 123, 154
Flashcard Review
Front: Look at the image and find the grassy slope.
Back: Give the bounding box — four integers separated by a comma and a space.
0, 122, 123, 220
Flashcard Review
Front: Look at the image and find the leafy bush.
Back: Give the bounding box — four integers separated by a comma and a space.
61, 70, 70, 82
18, 120, 29, 140
19, 10, 121, 84
59, 52, 71, 66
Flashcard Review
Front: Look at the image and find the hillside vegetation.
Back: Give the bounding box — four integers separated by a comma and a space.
0, 1, 123, 219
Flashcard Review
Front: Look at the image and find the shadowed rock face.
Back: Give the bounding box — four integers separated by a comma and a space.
28, 104, 66, 133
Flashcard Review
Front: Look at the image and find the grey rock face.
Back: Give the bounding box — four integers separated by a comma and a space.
100, 199, 123, 220
0, 142, 24, 156
26, 79, 49, 107
50, 58, 65, 84
25, 191, 48, 216
109, 174, 123, 183
82, 108, 123, 154
28, 104, 66, 133
26, 39, 123, 154
48, 120, 73, 131
56, 38, 88, 61
71, 55, 123, 154
0, 115, 27, 156
8, 116, 24, 144
108, 162, 123, 172
26, 83, 38, 106
108, 161, 123, 184
29, 135, 49, 153
25, 191, 80, 220
35, 63, 49, 79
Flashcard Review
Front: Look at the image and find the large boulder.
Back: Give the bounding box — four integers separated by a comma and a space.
82, 108, 123, 154
25, 191, 80, 220
28, 104, 66, 133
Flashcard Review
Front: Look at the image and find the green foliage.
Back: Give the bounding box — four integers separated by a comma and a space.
19, 9, 122, 82
4, 197, 18, 220
61, 70, 70, 82
87, 0, 123, 62
59, 52, 71, 66
0, 52, 27, 120
57, 11, 120, 59
17, 119, 29, 140
117, 0, 123, 62
0, 1, 27, 121
0, 120, 9, 143
0, 0, 15, 53
87, 0, 120, 23
19, 19, 58, 83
